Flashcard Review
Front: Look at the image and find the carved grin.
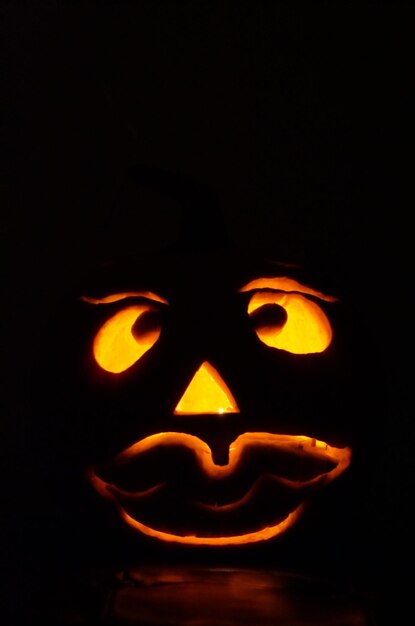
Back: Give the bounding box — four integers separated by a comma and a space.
87, 432, 352, 546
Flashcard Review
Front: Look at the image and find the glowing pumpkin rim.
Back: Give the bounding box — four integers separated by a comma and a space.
87, 432, 352, 546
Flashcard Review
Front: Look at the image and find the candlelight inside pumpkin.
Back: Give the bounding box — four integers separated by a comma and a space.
83, 275, 351, 547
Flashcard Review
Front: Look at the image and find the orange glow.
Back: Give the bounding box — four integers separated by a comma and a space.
81, 291, 168, 305
120, 507, 304, 546
114, 432, 350, 480
93, 305, 161, 373
174, 362, 240, 415
247, 291, 332, 354
239, 277, 338, 302
87, 432, 351, 546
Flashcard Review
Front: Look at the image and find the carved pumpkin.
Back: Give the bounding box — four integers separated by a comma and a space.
67, 249, 354, 548
29, 174, 378, 578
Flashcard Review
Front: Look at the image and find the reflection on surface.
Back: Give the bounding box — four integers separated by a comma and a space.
106, 565, 370, 625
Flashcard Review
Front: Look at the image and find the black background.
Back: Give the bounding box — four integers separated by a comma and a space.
1, 1, 413, 624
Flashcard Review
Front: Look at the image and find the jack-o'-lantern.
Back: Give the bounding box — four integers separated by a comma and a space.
30, 173, 377, 579
82, 272, 351, 547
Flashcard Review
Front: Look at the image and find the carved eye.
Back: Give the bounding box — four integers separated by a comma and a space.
247, 291, 333, 354
92, 305, 162, 373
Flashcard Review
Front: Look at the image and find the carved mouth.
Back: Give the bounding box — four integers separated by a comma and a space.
87, 432, 352, 545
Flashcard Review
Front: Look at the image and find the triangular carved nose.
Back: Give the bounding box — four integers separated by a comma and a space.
174, 361, 240, 415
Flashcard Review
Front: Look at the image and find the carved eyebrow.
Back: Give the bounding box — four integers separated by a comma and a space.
238, 277, 338, 302
81, 291, 169, 305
